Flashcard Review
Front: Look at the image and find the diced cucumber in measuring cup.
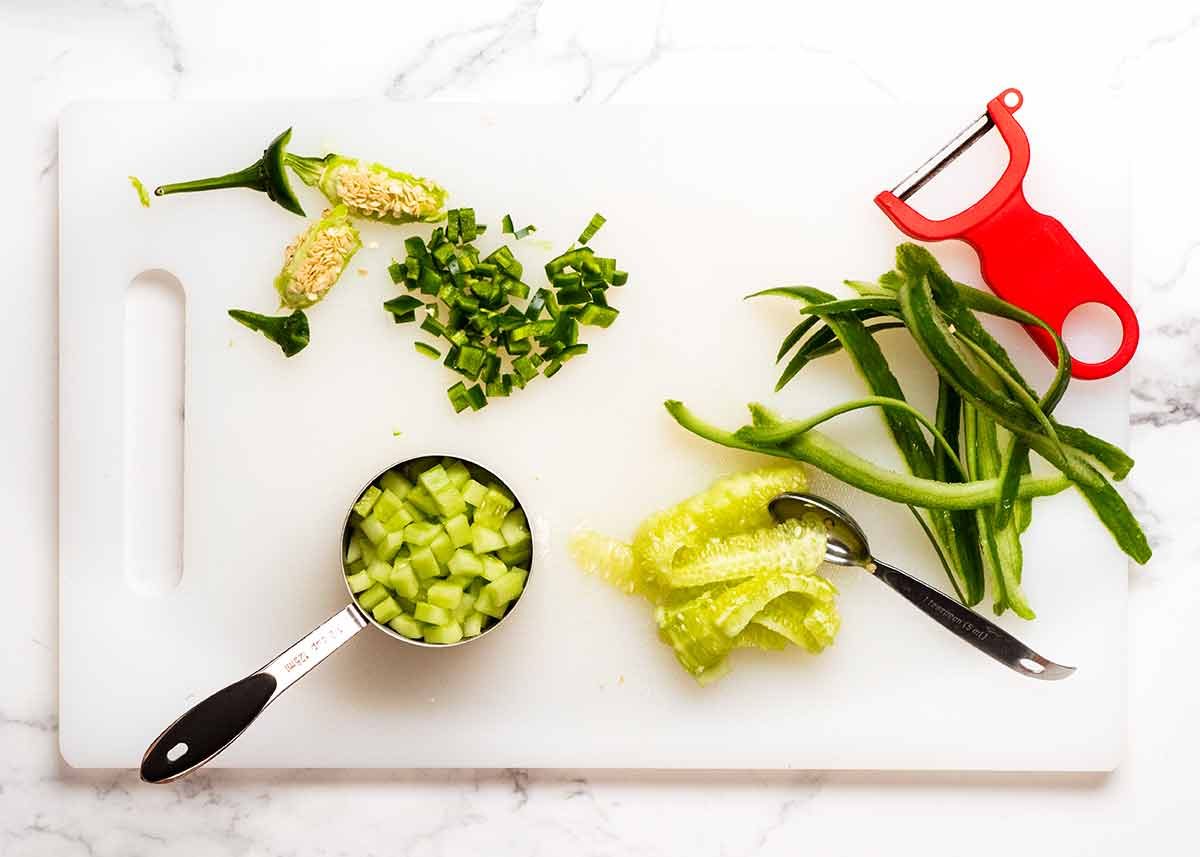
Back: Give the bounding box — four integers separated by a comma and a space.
462, 611, 485, 637
389, 560, 419, 599
367, 560, 393, 585
444, 513, 473, 548
379, 470, 413, 499
359, 514, 388, 545
501, 509, 530, 547
429, 531, 455, 567
404, 521, 442, 547
496, 543, 531, 567
471, 525, 506, 554
342, 457, 531, 644
480, 555, 508, 582
414, 601, 451, 626
353, 486, 381, 518
376, 531, 407, 562
373, 488, 405, 523
428, 580, 464, 610
388, 613, 424, 639
406, 484, 440, 517
443, 458, 471, 489
372, 596, 403, 625
424, 620, 464, 644
448, 549, 484, 577
462, 479, 488, 507
474, 488, 514, 530
357, 583, 390, 611
410, 546, 441, 580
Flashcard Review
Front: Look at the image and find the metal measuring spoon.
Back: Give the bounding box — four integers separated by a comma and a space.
769, 493, 1074, 681
140, 455, 534, 784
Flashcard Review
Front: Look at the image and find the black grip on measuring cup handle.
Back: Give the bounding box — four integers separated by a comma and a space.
140, 672, 277, 784
870, 560, 1074, 681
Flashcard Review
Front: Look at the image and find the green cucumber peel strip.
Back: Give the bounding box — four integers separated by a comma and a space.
777, 286, 980, 603
735, 396, 965, 478
664, 400, 1071, 511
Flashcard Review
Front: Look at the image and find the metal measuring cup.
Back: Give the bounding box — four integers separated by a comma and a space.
140, 455, 533, 783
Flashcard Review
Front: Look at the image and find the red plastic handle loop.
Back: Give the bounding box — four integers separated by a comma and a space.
875, 88, 1139, 380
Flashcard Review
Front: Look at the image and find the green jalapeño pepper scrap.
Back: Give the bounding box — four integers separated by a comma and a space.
275, 205, 362, 309
285, 154, 447, 225
155, 128, 306, 215
155, 128, 448, 222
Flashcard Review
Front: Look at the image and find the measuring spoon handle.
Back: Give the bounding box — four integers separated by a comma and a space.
870, 559, 1075, 681
140, 603, 369, 783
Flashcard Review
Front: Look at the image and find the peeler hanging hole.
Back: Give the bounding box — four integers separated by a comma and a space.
1062, 302, 1123, 364
1001, 89, 1022, 110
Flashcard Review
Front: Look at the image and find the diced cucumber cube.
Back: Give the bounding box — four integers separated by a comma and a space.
454, 591, 477, 622
353, 486, 381, 518
472, 525, 506, 554
359, 538, 378, 565
433, 486, 466, 518
376, 530, 407, 562
388, 613, 424, 638
474, 590, 505, 619
345, 538, 363, 564
414, 601, 451, 626
474, 488, 514, 530
359, 514, 388, 545
462, 479, 488, 507
357, 583, 390, 611
429, 531, 455, 567
444, 513, 472, 548
496, 543, 531, 567
345, 558, 366, 574
468, 577, 487, 597
443, 458, 471, 489
446, 573, 476, 589
500, 509, 530, 547
372, 596, 403, 625
406, 484, 440, 517
367, 560, 393, 585
482, 568, 527, 607
424, 620, 463, 644
379, 470, 413, 499
346, 570, 373, 593
401, 499, 427, 522
404, 521, 442, 546
382, 501, 414, 533
410, 546, 442, 580
418, 464, 452, 495
480, 555, 507, 582
389, 560, 419, 599
373, 488, 405, 523
428, 580, 464, 610
447, 548, 484, 577
462, 611, 485, 637
487, 480, 516, 502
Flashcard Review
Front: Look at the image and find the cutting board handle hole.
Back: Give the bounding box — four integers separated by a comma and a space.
124, 269, 186, 596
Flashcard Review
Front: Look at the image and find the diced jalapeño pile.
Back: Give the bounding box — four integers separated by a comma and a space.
570, 466, 837, 684
385, 210, 627, 413
345, 457, 531, 644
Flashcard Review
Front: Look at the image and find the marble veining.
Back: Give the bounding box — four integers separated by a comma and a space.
4, 1, 1200, 854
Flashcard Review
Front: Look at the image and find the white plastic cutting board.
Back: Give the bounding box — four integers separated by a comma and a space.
60, 99, 1131, 771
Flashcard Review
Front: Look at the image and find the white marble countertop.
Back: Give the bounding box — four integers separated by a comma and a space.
3, 1, 1199, 853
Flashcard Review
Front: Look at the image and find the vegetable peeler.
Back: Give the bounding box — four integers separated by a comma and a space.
874, 88, 1138, 380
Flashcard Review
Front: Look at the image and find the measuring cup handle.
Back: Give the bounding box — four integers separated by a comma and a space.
869, 560, 1075, 681
140, 603, 369, 783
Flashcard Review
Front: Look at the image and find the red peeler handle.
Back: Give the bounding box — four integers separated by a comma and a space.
875, 88, 1139, 380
